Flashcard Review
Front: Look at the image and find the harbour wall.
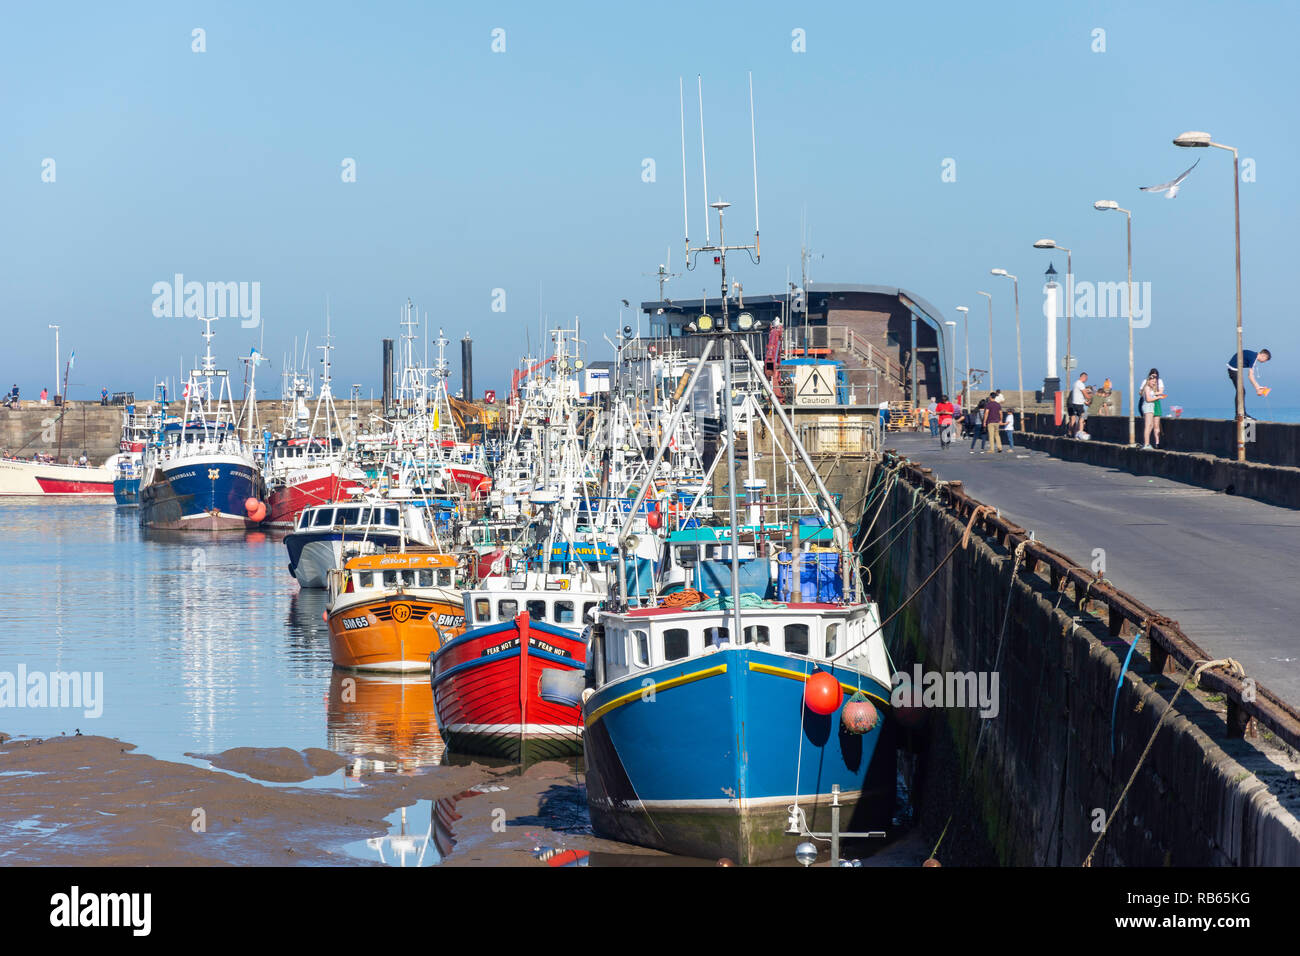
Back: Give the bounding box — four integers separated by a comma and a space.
1, 400, 392, 464
864, 456, 1300, 865
1016, 413, 1300, 510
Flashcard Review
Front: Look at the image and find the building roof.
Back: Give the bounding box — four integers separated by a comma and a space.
640, 282, 948, 331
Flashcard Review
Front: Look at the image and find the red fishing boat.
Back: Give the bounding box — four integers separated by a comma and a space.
431, 582, 595, 762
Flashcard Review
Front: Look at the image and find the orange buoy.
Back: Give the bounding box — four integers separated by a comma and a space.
804, 670, 843, 715
646, 507, 662, 529
244, 497, 260, 516
249, 501, 267, 523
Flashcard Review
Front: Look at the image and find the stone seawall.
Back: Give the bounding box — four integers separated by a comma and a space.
864, 460, 1300, 865
1, 399, 392, 465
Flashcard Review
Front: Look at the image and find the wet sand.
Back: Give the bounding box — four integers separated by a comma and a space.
0, 731, 665, 866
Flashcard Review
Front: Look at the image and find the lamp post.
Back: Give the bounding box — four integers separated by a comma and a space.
48, 325, 59, 398
990, 269, 1021, 402
944, 320, 957, 398
1093, 201, 1134, 446
1034, 239, 1072, 377
956, 306, 970, 406
1174, 131, 1245, 462
977, 291, 993, 391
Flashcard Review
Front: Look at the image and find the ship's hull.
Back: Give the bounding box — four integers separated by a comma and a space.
582, 645, 892, 864
328, 592, 465, 672
113, 477, 140, 506
431, 613, 586, 762
266, 466, 365, 529
0, 458, 113, 496
138, 455, 266, 531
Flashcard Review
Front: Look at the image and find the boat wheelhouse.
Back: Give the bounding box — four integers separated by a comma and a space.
325, 551, 466, 672
284, 499, 435, 588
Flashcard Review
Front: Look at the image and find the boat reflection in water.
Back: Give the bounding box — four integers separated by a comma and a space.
326, 671, 445, 774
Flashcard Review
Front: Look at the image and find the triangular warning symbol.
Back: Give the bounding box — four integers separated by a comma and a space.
797, 366, 832, 398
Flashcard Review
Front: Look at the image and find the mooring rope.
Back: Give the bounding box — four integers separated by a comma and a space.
834, 505, 994, 664
1082, 656, 1247, 867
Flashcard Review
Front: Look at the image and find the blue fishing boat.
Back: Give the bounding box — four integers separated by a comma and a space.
138, 318, 268, 531
583, 590, 892, 864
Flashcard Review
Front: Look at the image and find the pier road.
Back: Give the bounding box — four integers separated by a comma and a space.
884, 433, 1300, 704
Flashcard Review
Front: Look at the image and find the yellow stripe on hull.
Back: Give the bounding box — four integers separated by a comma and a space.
746, 662, 892, 708
586, 664, 728, 726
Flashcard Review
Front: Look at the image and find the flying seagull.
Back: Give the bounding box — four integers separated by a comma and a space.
1140, 159, 1200, 198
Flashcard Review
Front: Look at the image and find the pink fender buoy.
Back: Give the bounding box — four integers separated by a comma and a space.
841, 696, 879, 734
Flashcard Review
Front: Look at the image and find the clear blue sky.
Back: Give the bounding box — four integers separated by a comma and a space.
3, 1, 1296, 405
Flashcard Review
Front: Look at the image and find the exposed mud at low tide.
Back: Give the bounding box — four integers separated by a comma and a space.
0, 733, 665, 866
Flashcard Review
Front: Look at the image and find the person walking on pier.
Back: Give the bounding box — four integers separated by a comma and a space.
926, 398, 938, 438
984, 393, 1004, 453
1227, 348, 1270, 421
1002, 406, 1016, 450
969, 399, 988, 453
935, 394, 955, 449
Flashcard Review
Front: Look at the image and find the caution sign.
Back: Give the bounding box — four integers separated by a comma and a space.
794, 365, 837, 407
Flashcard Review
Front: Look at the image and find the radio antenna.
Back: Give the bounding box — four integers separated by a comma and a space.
698, 74, 710, 244
749, 71, 761, 259
679, 77, 690, 257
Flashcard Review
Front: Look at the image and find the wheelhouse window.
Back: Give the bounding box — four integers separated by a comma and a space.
384, 508, 399, 526
784, 623, 809, 655
416, 569, 434, 587
583, 602, 598, 622
825, 623, 839, 657
336, 507, 360, 525
383, 570, 401, 587
554, 601, 574, 624
357, 571, 373, 588
526, 600, 546, 622
437, 569, 452, 587
743, 624, 770, 646
664, 627, 689, 661
632, 629, 650, 667
312, 509, 334, 527
705, 626, 730, 647
474, 598, 490, 622
499, 599, 518, 621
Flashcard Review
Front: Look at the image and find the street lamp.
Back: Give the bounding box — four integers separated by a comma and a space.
1175, 131, 1246, 462
944, 320, 957, 398
977, 291, 993, 391
1094, 200, 1135, 446
990, 269, 1022, 401
1034, 239, 1073, 377
956, 306, 970, 406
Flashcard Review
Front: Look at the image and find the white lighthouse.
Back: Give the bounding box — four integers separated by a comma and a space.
1043, 262, 1061, 397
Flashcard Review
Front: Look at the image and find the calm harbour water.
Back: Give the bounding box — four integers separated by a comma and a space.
0, 500, 426, 769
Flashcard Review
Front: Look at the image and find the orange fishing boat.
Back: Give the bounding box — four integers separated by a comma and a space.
325, 552, 466, 672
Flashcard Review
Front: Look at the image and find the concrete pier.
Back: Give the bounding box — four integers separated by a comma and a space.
867, 433, 1300, 865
